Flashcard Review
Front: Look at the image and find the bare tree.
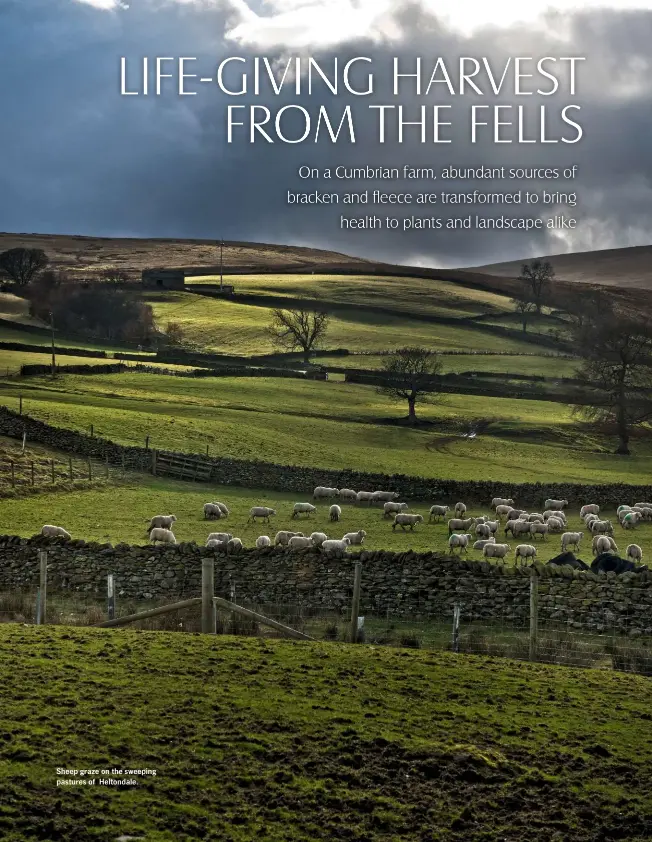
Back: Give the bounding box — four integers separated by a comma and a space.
571, 315, 652, 454
0, 248, 49, 287
518, 259, 555, 315
511, 295, 537, 333
267, 308, 330, 362
558, 285, 614, 329
377, 347, 443, 425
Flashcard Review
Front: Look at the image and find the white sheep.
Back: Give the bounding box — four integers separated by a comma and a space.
147, 514, 177, 531
342, 530, 366, 546
247, 506, 276, 523
339, 489, 358, 503
320, 537, 351, 558
473, 537, 495, 551
547, 517, 565, 533
226, 537, 243, 554
372, 491, 399, 504
529, 522, 549, 541
454, 502, 467, 517
149, 528, 176, 545
392, 513, 424, 531
475, 523, 491, 539
543, 510, 567, 523
384, 501, 409, 518
545, 498, 569, 510
448, 533, 472, 554
515, 544, 537, 564
590, 519, 614, 536
580, 504, 600, 518
505, 520, 532, 538
215, 502, 229, 516
355, 491, 374, 505
255, 536, 271, 549
310, 532, 328, 547
203, 503, 222, 520
634, 502, 652, 509
206, 539, 227, 550
626, 544, 643, 564
528, 513, 545, 523
485, 520, 499, 535
428, 505, 449, 522
274, 530, 304, 546
41, 524, 71, 540
561, 532, 583, 552
640, 507, 652, 522
329, 504, 342, 522
448, 517, 475, 535
495, 505, 512, 521
621, 512, 642, 530
313, 486, 340, 500
593, 536, 613, 556
584, 513, 600, 526
483, 543, 511, 560
288, 536, 314, 550
207, 532, 233, 544
491, 497, 514, 509
292, 503, 317, 518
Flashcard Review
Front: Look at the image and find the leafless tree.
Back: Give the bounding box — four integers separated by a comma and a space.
0, 247, 49, 287
571, 315, 652, 454
511, 296, 537, 333
267, 308, 330, 362
518, 259, 555, 315
377, 347, 443, 425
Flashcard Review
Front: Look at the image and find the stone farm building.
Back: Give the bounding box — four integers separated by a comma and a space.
142, 267, 234, 293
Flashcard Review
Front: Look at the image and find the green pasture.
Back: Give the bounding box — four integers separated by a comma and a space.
1, 474, 650, 563
0, 625, 650, 841
312, 353, 579, 377
0, 371, 651, 484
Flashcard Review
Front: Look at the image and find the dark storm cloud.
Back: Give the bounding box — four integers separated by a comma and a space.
0, 1, 651, 266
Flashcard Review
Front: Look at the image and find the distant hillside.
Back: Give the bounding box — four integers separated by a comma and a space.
0, 232, 372, 276
471, 244, 652, 290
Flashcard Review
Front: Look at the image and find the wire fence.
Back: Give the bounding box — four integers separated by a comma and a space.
3, 557, 651, 678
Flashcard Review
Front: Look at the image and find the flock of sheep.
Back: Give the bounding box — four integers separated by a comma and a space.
37, 489, 649, 570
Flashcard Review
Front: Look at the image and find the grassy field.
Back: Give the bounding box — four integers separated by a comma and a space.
0, 371, 650, 484
145, 291, 542, 356
0, 349, 197, 376
0, 625, 650, 841
1, 474, 650, 564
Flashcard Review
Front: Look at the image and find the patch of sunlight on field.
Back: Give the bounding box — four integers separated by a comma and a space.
312, 353, 577, 377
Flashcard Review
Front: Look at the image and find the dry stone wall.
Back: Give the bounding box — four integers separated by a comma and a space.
1, 536, 651, 636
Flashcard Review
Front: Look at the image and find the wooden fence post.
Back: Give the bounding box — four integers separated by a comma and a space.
21, 430, 26, 453
452, 604, 461, 653
36, 550, 48, 625
145, 436, 150, 451
202, 558, 215, 634
529, 573, 539, 662
349, 561, 362, 643
107, 574, 116, 621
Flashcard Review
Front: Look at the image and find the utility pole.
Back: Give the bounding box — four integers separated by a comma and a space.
219, 238, 224, 292
49, 312, 56, 378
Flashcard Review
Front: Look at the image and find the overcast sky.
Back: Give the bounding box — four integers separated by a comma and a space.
1, 0, 651, 267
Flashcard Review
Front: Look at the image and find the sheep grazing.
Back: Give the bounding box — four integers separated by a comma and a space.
428, 504, 449, 522
274, 530, 304, 546
309, 532, 328, 547
544, 498, 569, 510
226, 537, 243, 554
626, 544, 643, 563
483, 542, 511, 560
292, 502, 317, 519
475, 523, 491, 539
515, 544, 537, 565
329, 505, 342, 522
527, 513, 545, 523
392, 513, 424, 531
372, 490, 399, 504
448, 533, 472, 554
255, 536, 271, 549
495, 505, 512, 521
313, 486, 340, 500
543, 510, 567, 523
621, 511, 642, 530
491, 497, 514, 509
561, 532, 583, 552
320, 537, 351, 558
507, 508, 526, 522
41, 524, 71, 540
583, 513, 599, 526
216, 502, 229, 516
454, 502, 467, 517
634, 502, 652, 509
590, 519, 614, 536
355, 491, 374, 506
247, 506, 276, 524
384, 501, 408, 518
547, 517, 565, 533
504, 520, 532, 539
207, 532, 232, 544
149, 528, 176, 545
580, 504, 600, 518
593, 536, 613, 556
485, 520, 499, 535
529, 522, 549, 541
203, 503, 222, 520
147, 514, 177, 531
339, 489, 357, 503
473, 537, 495, 551
206, 539, 227, 550
342, 530, 366, 546
447, 517, 475, 535
288, 536, 314, 550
